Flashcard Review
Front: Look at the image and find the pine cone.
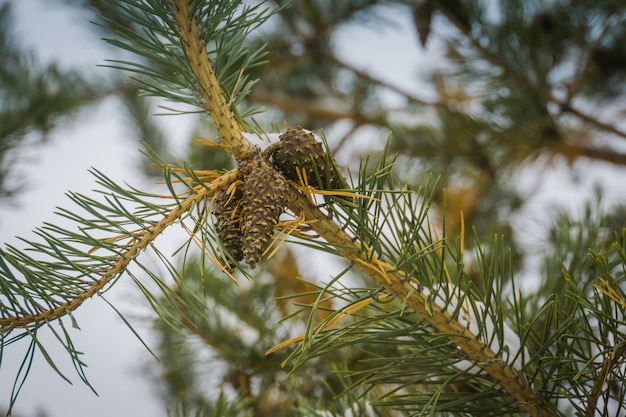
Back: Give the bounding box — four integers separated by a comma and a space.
238, 147, 289, 268
213, 181, 244, 268
266, 127, 346, 190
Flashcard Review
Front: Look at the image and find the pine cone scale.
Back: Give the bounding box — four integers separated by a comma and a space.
213, 182, 245, 268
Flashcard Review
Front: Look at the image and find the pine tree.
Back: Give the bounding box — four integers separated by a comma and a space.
1, 1, 626, 417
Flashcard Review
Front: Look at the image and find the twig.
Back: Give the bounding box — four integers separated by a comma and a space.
170, 0, 251, 154
286, 186, 552, 417
559, 141, 626, 166
249, 90, 370, 123
0, 170, 237, 328
587, 341, 626, 415
322, 51, 441, 109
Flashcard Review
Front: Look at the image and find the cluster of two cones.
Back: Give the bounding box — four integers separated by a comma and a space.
213, 127, 344, 269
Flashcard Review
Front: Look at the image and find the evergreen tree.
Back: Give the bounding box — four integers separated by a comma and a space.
1, 1, 625, 416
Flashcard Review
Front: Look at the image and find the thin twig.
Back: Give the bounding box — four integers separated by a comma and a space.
432, 1, 626, 141
587, 341, 626, 415
249, 90, 370, 123
322, 52, 439, 109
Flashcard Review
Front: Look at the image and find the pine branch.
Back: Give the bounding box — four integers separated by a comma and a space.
0, 2, 273, 407
0, 170, 236, 328
9, 2, 625, 415
284, 186, 551, 416
134, 2, 551, 413
0, 161, 238, 412
169, 0, 250, 153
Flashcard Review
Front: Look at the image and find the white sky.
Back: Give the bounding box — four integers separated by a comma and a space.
1, 1, 626, 417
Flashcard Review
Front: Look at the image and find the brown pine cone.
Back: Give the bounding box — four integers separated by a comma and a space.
266, 127, 346, 190
237, 147, 289, 268
213, 181, 244, 268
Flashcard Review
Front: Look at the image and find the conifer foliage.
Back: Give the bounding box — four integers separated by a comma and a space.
1, 1, 626, 417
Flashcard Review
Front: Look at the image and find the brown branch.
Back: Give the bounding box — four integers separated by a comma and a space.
286, 186, 552, 417
432, 1, 626, 141
170, 0, 251, 155
559, 141, 626, 166
248, 90, 371, 124
560, 103, 626, 141
0, 170, 237, 329
587, 341, 626, 415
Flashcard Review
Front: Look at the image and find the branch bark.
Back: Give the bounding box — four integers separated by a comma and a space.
587, 341, 626, 415
170, 0, 252, 155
